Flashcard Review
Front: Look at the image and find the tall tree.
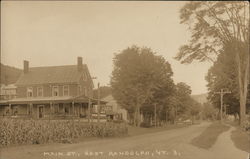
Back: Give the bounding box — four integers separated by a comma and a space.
175, 82, 192, 115
175, 1, 249, 125
111, 45, 174, 126
206, 45, 240, 116
206, 44, 250, 116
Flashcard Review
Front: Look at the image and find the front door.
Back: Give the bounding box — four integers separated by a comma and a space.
38, 106, 44, 118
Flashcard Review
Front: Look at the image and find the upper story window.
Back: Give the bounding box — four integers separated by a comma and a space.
27, 87, 33, 97
63, 85, 69, 96
37, 87, 43, 97
78, 85, 82, 95
83, 72, 88, 81
52, 86, 59, 97
84, 87, 87, 96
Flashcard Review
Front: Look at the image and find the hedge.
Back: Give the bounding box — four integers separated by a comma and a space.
0, 119, 128, 146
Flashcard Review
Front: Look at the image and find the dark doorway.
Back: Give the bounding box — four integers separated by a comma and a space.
38, 106, 44, 118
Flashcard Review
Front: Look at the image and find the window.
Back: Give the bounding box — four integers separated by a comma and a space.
81, 72, 87, 81
53, 104, 59, 113
52, 86, 59, 97
37, 87, 43, 97
65, 106, 69, 114
13, 106, 18, 116
27, 87, 33, 97
63, 85, 69, 96
84, 87, 87, 96
78, 85, 82, 95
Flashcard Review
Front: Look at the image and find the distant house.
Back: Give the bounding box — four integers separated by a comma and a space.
0, 57, 105, 119
102, 95, 128, 121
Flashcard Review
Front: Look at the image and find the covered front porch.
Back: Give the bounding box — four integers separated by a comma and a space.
0, 95, 107, 120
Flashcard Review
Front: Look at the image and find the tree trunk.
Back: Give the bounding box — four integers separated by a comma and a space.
136, 106, 141, 127
133, 110, 137, 126
236, 47, 249, 126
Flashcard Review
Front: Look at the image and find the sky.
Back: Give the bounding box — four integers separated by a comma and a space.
1, 1, 212, 95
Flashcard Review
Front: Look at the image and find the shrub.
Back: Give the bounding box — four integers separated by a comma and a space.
0, 119, 128, 147
243, 120, 250, 131
140, 122, 151, 128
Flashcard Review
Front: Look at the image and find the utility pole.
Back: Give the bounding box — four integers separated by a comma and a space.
88, 89, 91, 123
215, 89, 231, 122
154, 103, 156, 128
88, 77, 97, 123
97, 82, 100, 123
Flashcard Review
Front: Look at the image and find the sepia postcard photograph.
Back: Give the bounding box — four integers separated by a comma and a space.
0, 1, 249, 159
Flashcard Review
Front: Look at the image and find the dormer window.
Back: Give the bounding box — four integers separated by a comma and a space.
52, 86, 59, 97
27, 87, 33, 97
37, 87, 43, 97
63, 85, 69, 96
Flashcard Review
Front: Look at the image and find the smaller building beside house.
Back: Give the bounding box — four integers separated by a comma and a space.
102, 94, 128, 122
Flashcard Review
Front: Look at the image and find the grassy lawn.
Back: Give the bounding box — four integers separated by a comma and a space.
128, 123, 190, 136
230, 124, 250, 153
191, 122, 230, 149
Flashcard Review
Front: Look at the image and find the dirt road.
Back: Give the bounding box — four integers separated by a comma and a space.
1, 122, 248, 159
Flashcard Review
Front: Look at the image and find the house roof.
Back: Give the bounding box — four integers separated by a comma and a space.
102, 94, 114, 102
15, 65, 88, 86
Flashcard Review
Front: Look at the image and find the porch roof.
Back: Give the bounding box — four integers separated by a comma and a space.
8, 96, 74, 104
2, 95, 107, 105
0, 100, 8, 104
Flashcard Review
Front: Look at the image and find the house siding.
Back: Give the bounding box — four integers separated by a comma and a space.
16, 84, 83, 98
16, 86, 26, 98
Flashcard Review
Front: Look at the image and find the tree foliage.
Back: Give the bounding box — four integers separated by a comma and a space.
206, 44, 250, 115
111, 46, 175, 126
176, 1, 249, 125
201, 102, 219, 120
176, 1, 249, 63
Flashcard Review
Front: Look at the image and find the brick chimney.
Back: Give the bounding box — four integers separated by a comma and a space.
23, 60, 29, 73
77, 57, 83, 71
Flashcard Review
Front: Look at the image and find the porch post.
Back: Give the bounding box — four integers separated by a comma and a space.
50, 102, 52, 120
97, 82, 100, 123
29, 103, 33, 117
8, 104, 11, 116
80, 103, 82, 116
72, 101, 75, 116
88, 98, 91, 123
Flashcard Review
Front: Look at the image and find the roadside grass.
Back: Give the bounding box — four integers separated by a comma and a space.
128, 123, 190, 136
228, 121, 250, 153
76, 123, 191, 142
191, 122, 230, 149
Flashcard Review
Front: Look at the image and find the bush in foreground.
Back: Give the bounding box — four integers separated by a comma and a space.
0, 119, 128, 147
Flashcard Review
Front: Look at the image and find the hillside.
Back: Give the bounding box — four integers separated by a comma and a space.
0, 64, 22, 84
191, 93, 208, 104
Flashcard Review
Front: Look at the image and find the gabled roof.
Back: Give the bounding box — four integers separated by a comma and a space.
15, 65, 88, 86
